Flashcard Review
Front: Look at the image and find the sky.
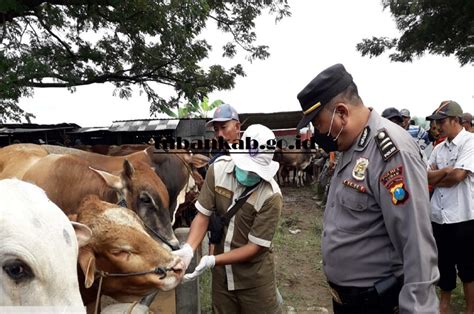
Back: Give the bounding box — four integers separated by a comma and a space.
19, 0, 474, 128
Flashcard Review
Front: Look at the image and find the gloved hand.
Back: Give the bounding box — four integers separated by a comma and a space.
183, 255, 215, 283
171, 243, 194, 270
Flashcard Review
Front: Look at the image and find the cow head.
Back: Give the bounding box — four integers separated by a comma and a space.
90, 159, 179, 249
0, 179, 91, 309
145, 147, 209, 225
75, 196, 184, 301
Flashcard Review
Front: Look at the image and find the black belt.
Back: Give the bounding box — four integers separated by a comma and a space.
328, 276, 403, 306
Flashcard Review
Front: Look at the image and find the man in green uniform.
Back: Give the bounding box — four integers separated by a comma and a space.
173, 124, 282, 314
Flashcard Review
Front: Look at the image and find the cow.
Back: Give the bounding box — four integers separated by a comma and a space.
0, 144, 178, 249
274, 147, 316, 187
42, 144, 209, 226
73, 195, 184, 311
0, 178, 91, 309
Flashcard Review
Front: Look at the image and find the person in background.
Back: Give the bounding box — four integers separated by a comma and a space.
427, 107, 448, 199
381, 107, 404, 127
206, 103, 241, 165
173, 124, 283, 313
427, 100, 474, 314
400, 108, 432, 156
462, 112, 473, 133
296, 63, 439, 313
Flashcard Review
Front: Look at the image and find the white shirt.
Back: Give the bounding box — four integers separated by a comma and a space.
429, 128, 474, 224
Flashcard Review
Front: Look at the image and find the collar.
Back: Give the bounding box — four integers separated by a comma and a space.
444, 128, 468, 147
339, 108, 379, 172
224, 158, 236, 174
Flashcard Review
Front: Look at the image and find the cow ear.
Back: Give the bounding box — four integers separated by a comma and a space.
89, 166, 124, 190
122, 160, 135, 179
71, 222, 92, 248
78, 247, 96, 288
191, 154, 209, 169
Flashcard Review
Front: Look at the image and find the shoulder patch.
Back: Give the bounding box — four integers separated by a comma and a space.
380, 166, 409, 205
375, 129, 399, 162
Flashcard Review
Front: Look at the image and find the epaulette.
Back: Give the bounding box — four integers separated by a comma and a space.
375, 129, 399, 162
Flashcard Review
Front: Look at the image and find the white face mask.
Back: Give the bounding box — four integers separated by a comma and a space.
327, 107, 344, 142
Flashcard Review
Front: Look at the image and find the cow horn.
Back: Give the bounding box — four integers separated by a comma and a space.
139, 290, 159, 306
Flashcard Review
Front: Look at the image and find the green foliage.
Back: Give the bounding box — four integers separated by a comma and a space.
357, 0, 473, 65
0, 0, 290, 122
163, 97, 223, 118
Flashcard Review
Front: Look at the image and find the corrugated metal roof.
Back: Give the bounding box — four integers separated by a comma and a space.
0, 127, 60, 134
68, 127, 109, 134
109, 119, 179, 132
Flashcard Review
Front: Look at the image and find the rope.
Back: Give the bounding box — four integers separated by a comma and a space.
94, 275, 104, 314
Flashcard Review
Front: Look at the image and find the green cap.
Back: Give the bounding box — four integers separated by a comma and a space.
426, 101, 463, 121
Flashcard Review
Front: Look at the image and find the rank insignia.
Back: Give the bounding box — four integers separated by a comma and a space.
352, 157, 369, 181
215, 186, 233, 199
343, 179, 367, 193
375, 129, 399, 162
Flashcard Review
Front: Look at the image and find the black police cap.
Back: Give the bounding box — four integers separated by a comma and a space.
296, 63, 353, 130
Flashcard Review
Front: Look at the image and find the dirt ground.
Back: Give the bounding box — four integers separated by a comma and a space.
274, 185, 332, 313
274, 185, 466, 314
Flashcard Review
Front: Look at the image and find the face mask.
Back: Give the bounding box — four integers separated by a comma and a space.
312, 107, 344, 152
235, 166, 261, 187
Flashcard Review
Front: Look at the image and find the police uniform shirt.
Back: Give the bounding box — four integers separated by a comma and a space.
322, 109, 439, 312
429, 128, 474, 224
195, 156, 282, 291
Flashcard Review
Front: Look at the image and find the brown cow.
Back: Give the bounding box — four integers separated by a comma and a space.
274, 147, 315, 187
44, 144, 209, 226
0, 144, 178, 248
73, 195, 184, 310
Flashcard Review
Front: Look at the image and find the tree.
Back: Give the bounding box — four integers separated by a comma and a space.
163, 97, 223, 118
356, 0, 473, 66
0, 0, 290, 122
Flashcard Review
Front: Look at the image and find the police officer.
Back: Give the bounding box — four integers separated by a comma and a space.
296, 64, 439, 313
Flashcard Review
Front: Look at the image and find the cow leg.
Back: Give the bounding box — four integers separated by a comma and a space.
296, 170, 301, 187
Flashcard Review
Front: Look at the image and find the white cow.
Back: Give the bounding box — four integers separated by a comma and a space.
0, 179, 91, 310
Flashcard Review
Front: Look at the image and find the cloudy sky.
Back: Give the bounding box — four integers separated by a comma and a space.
19, 0, 474, 127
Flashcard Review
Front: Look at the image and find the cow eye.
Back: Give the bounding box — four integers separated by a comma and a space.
3, 260, 34, 282
140, 194, 152, 204
110, 249, 131, 260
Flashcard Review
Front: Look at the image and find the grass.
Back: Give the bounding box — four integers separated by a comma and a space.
198, 184, 469, 313
199, 267, 212, 313
440, 278, 467, 313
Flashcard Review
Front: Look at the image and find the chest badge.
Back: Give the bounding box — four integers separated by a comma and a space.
352, 157, 369, 181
